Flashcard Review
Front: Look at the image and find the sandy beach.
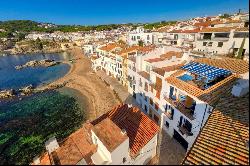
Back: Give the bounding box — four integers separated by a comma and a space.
44, 47, 120, 120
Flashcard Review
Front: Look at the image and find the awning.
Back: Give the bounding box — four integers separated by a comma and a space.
181, 62, 231, 80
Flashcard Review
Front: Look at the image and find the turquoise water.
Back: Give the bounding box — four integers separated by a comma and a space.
0, 52, 71, 90
0, 90, 86, 164
0, 52, 89, 164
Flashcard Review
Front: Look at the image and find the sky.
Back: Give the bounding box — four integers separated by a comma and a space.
0, 0, 249, 25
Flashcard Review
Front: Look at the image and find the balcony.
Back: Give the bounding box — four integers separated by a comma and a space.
212, 37, 229, 41
127, 77, 136, 85
197, 36, 229, 41
165, 112, 173, 120
164, 96, 195, 121
178, 124, 193, 136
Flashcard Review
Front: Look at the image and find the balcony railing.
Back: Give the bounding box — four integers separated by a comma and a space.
164, 96, 195, 120
127, 77, 136, 85
178, 124, 193, 136
197, 36, 229, 41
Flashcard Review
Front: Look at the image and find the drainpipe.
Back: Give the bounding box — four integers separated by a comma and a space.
200, 104, 208, 129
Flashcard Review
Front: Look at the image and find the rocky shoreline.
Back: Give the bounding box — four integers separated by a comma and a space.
15, 59, 61, 70
0, 81, 70, 100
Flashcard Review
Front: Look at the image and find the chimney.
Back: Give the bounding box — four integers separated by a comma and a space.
45, 136, 60, 154
231, 73, 249, 97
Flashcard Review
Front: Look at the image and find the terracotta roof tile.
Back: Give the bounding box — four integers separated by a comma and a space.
145, 51, 183, 63
194, 58, 249, 74
235, 27, 249, 32
91, 104, 159, 157
200, 27, 236, 32
37, 124, 97, 165
160, 51, 183, 59
92, 118, 128, 152
152, 63, 185, 76
99, 43, 123, 51
145, 57, 163, 63
182, 91, 249, 165
169, 28, 201, 33
166, 69, 238, 105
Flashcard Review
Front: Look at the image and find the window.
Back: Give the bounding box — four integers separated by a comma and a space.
165, 121, 169, 128
165, 104, 169, 111
166, 106, 174, 120
203, 42, 207, 46
147, 35, 150, 40
150, 98, 153, 105
208, 42, 213, 47
144, 105, 148, 113
234, 32, 249, 38
137, 36, 140, 39
218, 42, 223, 47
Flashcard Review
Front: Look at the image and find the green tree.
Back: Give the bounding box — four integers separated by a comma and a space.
34, 37, 43, 50
138, 40, 144, 47
16, 33, 26, 41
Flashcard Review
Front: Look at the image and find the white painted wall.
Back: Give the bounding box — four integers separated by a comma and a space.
110, 138, 130, 165
91, 130, 112, 162
129, 134, 158, 165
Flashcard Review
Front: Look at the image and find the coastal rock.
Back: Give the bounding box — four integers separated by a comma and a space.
0, 89, 16, 99
15, 59, 60, 70
19, 84, 34, 95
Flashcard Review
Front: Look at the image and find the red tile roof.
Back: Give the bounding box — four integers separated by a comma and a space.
235, 27, 249, 32
145, 51, 183, 63
200, 27, 236, 32
99, 43, 123, 51
182, 91, 249, 165
169, 28, 200, 33
166, 70, 238, 105
145, 57, 163, 63
152, 63, 185, 76
92, 118, 128, 152
160, 51, 183, 59
91, 104, 159, 157
194, 58, 249, 74
34, 124, 97, 165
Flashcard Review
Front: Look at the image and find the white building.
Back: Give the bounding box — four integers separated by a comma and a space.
127, 26, 154, 46
33, 104, 159, 165
194, 27, 249, 57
